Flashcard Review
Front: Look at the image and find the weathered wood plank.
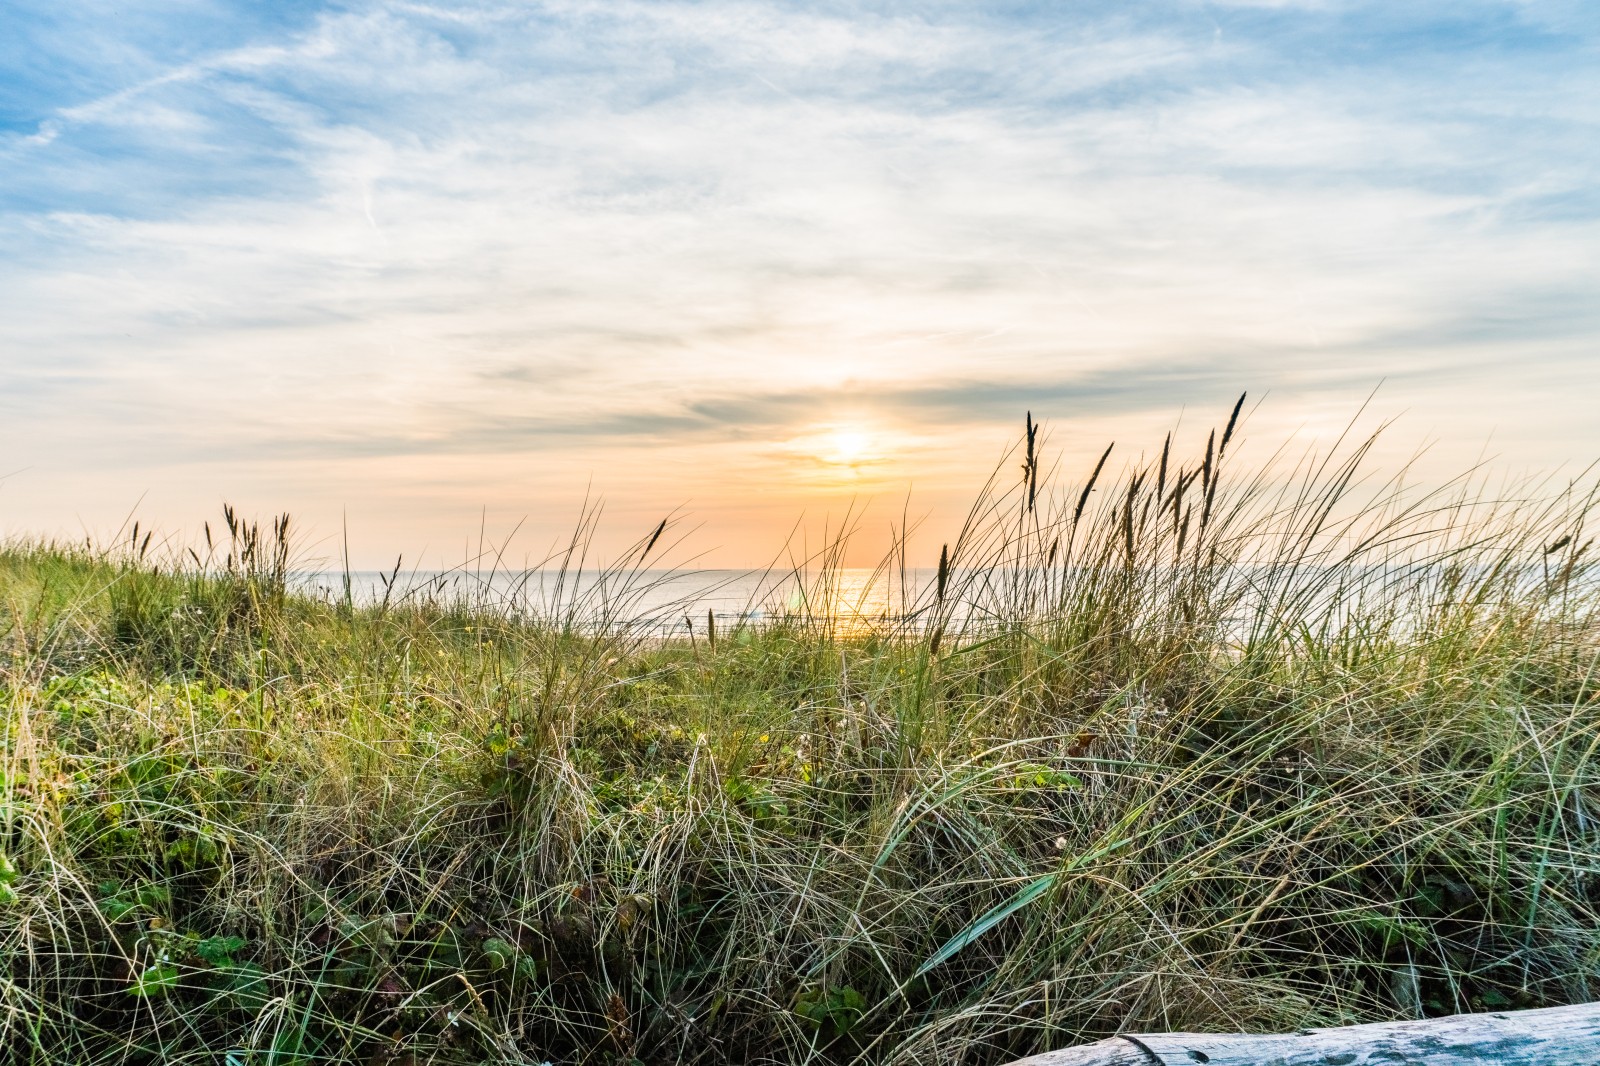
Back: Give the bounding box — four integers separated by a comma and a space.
1006, 1001, 1600, 1066
1004, 1039, 1154, 1066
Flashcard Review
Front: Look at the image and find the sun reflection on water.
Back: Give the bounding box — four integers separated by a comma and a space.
778, 568, 909, 637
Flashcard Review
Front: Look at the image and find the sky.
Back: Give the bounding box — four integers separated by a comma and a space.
1, 0, 1597, 568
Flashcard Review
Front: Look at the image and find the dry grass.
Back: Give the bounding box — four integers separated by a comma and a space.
2, 404, 1598, 1065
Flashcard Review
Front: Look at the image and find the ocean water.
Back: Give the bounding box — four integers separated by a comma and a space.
292, 567, 938, 635
289, 560, 1515, 641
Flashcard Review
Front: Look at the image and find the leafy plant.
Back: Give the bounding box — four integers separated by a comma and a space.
129, 962, 180, 998
795, 984, 867, 1035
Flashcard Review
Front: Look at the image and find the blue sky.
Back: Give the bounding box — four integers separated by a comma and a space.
1, 0, 1597, 564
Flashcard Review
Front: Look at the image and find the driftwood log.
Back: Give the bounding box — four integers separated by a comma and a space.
1006, 1002, 1600, 1066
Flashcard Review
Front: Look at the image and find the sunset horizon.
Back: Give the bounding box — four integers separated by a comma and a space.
5, 2, 1597, 568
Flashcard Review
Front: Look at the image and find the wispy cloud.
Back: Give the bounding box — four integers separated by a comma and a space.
0, 0, 1596, 560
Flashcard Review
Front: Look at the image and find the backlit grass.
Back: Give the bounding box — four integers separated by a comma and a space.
2, 406, 1598, 1065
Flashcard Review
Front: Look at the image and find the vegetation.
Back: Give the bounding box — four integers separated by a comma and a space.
3, 403, 1599, 1065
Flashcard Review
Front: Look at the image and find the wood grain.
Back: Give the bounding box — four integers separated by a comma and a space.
1004, 1002, 1600, 1066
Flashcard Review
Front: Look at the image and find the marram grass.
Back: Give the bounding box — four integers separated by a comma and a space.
2, 410, 1599, 1066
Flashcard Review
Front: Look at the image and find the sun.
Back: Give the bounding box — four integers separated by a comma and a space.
780, 419, 896, 480
787, 422, 887, 481
825, 427, 872, 466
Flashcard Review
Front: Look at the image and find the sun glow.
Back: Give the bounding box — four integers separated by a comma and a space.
825, 427, 872, 465
784, 422, 891, 483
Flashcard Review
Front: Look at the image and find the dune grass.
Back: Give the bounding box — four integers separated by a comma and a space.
2, 406, 1599, 1065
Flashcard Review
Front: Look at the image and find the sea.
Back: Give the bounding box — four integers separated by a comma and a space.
291, 567, 939, 636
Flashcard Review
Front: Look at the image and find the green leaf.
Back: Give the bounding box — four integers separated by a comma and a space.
913, 874, 1055, 979
795, 985, 868, 1033
102, 896, 138, 922
195, 935, 248, 967
1009, 762, 1082, 791
829, 986, 865, 1033
481, 937, 516, 971
0, 852, 17, 886
129, 963, 180, 998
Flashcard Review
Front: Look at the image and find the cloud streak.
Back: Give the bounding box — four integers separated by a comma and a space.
0, 0, 1597, 560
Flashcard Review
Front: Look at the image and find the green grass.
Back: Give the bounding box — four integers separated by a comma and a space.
2, 409, 1598, 1065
